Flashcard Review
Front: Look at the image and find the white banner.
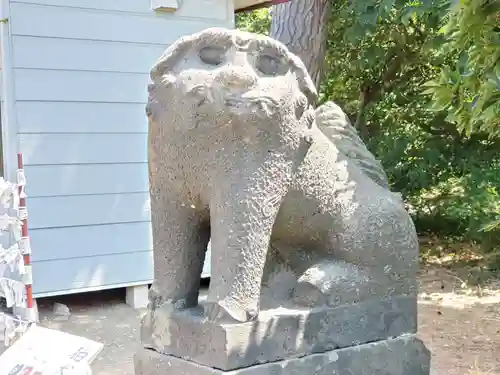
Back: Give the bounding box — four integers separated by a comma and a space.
0, 325, 103, 375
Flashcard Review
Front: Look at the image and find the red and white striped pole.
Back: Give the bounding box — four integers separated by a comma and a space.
16, 153, 35, 321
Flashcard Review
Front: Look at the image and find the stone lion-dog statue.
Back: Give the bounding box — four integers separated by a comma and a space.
145, 27, 419, 323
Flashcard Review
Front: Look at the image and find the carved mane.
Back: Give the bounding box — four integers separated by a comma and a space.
315, 101, 390, 190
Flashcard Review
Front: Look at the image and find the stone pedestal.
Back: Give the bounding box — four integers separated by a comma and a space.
134, 295, 431, 375
135, 334, 430, 375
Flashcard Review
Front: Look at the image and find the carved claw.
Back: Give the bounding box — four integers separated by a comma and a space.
203, 299, 258, 323
140, 309, 156, 349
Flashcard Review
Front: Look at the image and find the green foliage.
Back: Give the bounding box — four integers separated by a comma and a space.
317, 0, 500, 264
482, 218, 500, 232
319, 0, 448, 139
422, 0, 500, 137
235, 8, 271, 35
237, 2, 500, 266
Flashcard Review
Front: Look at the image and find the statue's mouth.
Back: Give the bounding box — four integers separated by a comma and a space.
226, 95, 278, 105
187, 84, 278, 118
225, 95, 278, 115
225, 97, 247, 108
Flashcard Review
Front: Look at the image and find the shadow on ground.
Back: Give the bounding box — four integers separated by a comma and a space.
20, 269, 500, 375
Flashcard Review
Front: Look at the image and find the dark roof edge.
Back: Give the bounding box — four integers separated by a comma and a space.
235, 0, 290, 13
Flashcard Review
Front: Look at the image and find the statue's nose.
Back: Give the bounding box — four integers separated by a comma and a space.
216, 68, 257, 90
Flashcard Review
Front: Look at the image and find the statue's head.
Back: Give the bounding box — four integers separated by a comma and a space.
146, 27, 317, 133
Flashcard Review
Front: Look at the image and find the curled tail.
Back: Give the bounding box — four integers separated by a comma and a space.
315, 101, 390, 190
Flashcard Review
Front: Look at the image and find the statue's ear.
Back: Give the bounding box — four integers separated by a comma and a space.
150, 36, 194, 83
288, 56, 318, 108
298, 74, 318, 108
303, 86, 318, 108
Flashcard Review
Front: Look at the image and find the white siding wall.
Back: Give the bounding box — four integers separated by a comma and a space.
7, 0, 234, 296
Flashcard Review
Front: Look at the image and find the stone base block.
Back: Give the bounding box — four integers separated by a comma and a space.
141, 295, 417, 370
134, 334, 430, 375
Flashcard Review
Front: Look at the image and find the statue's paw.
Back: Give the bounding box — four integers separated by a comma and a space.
147, 284, 197, 313
140, 307, 165, 350
291, 279, 328, 308
140, 309, 154, 348
203, 298, 258, 323
291, 260, 370, 308
141, 298, 195, 350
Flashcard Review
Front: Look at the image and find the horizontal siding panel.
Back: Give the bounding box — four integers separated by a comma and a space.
32, 250, 153, 295
12, 36, 167, 73
11, 0, 230, 21
10, 3, 229, 44
30, 222, 152, 262
9, 0, 229, 296
19, 134, 147, 165
24, 164, 148, 197
17, 102, 148, 133
14, 69, 148, 103
28, 192, 151, 229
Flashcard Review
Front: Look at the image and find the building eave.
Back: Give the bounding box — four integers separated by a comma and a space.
235, 0, 290, 13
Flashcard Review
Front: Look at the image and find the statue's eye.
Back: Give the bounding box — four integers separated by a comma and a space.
198, 46, 226, 66
256, 54, 286, 76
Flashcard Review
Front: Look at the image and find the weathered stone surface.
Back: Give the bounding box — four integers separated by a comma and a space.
145, 26, 420, 324
141, 295, 417, 371
138, 26, 430, 375
134, 334, 431, 375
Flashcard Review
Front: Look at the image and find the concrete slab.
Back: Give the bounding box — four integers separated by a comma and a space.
134, 334, 431, 375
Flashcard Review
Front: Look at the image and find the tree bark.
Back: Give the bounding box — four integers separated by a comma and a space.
270, 0, 331, 90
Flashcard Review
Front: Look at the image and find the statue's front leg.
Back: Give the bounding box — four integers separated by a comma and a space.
148, 193, 210, 310
142, 191, 210, 348
205, 166, 294, 323
206, 195, 277, 322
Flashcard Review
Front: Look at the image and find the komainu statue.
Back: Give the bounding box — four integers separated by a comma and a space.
145, 27, 419, 324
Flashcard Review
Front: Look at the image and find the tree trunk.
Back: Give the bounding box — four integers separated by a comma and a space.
270, 0, 331, 90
